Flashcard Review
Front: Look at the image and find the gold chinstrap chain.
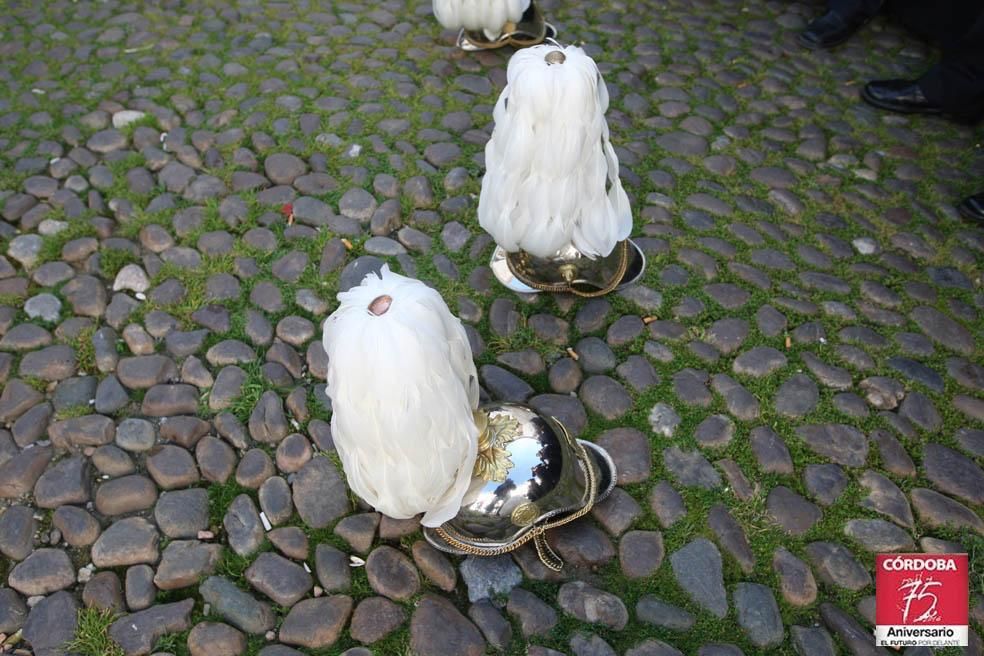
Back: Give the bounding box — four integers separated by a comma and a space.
506, 240, 630, 298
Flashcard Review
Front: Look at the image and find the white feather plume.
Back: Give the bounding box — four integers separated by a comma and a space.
432, 0, 530, 34
478, 44, 632, 259
322, 266, 479, 527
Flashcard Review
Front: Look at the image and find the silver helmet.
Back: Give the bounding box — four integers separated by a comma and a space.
424, 402, 616, 571
490, 239, 647, 298
455, 0, 558, 51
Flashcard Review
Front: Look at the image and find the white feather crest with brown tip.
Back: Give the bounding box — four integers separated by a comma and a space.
479, 44, 632, 259
322, 266, 479, 527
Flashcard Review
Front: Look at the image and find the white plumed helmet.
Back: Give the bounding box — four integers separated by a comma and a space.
479, 44, 632, 259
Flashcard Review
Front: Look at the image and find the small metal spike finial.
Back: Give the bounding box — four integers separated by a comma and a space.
544, 50, 565, 65
369, 295, 392, 315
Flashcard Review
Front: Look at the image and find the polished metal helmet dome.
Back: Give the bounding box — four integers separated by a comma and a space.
424, 402, 616, 571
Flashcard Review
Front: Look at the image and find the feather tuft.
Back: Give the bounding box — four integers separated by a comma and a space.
432, 0, 530, 33
478, 44, 632, 259
322, 266, 479, 527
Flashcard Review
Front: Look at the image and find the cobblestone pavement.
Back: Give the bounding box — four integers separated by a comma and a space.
0, 0, 982, 655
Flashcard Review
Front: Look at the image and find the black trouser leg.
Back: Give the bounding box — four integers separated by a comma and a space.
889, 0, 981, 43
828, 0, 884, 18
918, 61, 984, 121
917, 11, 984, 120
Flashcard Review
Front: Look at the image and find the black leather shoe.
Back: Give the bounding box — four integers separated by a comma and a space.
798, 10, 871, 49
958, 193, 984, 224
861, 79, 943, 115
